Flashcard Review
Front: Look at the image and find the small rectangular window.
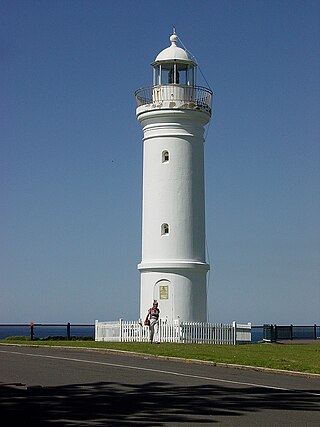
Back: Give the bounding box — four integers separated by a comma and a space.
162, 150, 169, 163
161, 223, 169, 235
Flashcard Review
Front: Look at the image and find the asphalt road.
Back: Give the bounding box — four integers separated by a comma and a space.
0, 344, 319, 426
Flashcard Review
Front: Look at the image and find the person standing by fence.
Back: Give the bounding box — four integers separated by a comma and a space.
145, 300, 160, 343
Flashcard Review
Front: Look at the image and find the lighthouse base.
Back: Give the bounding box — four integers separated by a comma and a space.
139, 262, 209, 322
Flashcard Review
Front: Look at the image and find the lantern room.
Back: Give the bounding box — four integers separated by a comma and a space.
152, 33, 197, 86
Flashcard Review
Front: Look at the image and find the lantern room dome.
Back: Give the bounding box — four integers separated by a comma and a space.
153, 33, 196, 66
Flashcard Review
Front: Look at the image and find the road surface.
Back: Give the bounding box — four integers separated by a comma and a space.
0, 344, 319, 426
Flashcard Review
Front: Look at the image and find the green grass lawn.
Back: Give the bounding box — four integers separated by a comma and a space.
1, 338, 319, 374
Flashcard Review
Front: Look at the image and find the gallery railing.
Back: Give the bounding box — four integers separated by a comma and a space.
135, 85, 213, 113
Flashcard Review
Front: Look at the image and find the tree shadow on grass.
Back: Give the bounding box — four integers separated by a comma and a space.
0, 380, 319, 426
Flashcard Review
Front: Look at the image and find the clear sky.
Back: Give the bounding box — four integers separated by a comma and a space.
1, 0, 319, 325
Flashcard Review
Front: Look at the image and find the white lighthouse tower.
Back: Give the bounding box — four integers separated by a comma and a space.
135, 32, 212, 322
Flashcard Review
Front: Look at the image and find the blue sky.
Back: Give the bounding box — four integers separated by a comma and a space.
1, 0, 319, 324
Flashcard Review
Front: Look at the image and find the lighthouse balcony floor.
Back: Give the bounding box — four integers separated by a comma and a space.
135, 85, 212, 115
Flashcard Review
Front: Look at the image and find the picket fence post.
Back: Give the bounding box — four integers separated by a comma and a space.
232, 321, 237, 345
119, 318, 123, 342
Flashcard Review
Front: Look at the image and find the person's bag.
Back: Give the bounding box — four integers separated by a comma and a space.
144, 319, 150, 326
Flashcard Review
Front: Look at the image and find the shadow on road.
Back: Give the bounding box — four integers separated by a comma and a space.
1, 380, 319, 425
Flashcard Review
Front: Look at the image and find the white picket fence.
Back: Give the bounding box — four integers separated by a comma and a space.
95, 319, 251, 345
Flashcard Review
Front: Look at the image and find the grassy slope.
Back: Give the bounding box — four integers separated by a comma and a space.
2, 339, 320, 374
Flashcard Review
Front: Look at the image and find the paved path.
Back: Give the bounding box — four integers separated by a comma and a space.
0, 344, 319, 426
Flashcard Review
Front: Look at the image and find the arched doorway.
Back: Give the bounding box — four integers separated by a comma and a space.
153, 279, 174, 321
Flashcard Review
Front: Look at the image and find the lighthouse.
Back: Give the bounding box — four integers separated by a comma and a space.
135, 32, 212, 322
